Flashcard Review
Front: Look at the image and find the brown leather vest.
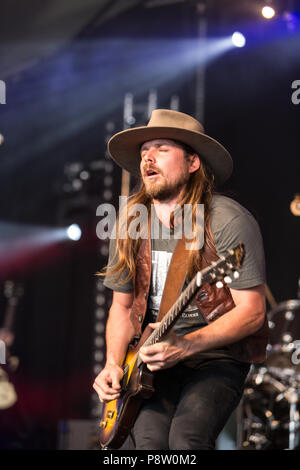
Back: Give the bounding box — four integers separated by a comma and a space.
130, 235, 269, 364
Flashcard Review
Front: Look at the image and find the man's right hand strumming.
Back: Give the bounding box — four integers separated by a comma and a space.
93, 291, 135, 403
93, 363, 124, 403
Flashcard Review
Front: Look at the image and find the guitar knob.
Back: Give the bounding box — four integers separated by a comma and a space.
224, 276, 232, 284
233, 271, 240, 279
216, 281, 223, 288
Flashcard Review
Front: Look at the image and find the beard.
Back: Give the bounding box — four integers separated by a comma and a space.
143, 169, 190, 201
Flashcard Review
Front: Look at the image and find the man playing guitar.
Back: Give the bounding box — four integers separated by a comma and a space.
93, 109, 268, 450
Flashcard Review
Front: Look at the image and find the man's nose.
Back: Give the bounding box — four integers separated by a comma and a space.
143, 147, 157, 163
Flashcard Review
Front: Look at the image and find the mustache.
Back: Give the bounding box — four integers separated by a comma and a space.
142, 164, 162, 176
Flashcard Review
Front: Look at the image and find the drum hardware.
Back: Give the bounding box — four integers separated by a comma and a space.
238, 298, 300, 449
246, 432, 269, 450
275, 387, 300, 449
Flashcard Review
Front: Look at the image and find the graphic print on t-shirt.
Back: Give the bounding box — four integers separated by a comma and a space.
148, 250, 172, 314
148, 250, 200, 322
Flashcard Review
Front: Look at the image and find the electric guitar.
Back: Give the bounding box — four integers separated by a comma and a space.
99, 243, 245, 449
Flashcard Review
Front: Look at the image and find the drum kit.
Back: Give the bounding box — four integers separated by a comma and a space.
237, 299, 300, 450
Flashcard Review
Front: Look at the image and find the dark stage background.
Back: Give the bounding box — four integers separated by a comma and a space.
0, 0, 299, 449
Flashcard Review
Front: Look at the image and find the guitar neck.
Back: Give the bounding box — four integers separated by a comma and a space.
2, 281, 23, 333
2, 302, 17, 331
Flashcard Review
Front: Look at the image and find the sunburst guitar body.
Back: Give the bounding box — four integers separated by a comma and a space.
99, 342, 154, 449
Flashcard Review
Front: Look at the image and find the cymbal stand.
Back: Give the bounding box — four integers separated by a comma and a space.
276, 386, 300, 449
287, 388, 299, 450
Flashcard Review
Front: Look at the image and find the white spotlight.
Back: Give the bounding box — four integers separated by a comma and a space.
232, 32, 246, 48
262, 6, 276, 19
66, 224, 82, 241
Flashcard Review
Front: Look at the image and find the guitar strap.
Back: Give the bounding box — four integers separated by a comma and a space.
156, 235, 190, 322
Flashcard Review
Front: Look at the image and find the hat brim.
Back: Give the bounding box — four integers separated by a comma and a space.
108, 126, 233, 185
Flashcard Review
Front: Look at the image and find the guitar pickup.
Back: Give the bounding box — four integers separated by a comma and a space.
121, 365, 129, 389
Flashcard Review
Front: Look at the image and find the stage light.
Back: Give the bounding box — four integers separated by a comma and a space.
94, 336, 104, 348
283, 11, 297, 31
66, 224, 82, 241
96, 294, 105, 306
262, 6, 276, 19
100, 244, 109, 256
0, 134, 4, 145
231, 32, 246, 48
95, 308, 105, 320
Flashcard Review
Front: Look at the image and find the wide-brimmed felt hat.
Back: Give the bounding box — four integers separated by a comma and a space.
107, 109, 233, 184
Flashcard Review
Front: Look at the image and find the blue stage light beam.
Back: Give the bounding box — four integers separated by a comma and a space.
0, 221, 83, 275
1, 34, 242, 176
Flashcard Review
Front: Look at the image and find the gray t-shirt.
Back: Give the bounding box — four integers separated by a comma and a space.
103, 194, 266, 364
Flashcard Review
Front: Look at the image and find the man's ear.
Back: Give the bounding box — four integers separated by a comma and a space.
188, 153, 200, 174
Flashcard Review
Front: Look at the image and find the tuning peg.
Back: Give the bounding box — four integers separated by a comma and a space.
233, 271, 240, 279
224, 276, 232, 284
216, 281, 223, 288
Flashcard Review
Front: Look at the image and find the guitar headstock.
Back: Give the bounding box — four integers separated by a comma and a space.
3, 281, 24, 303
202, 243, 245, 286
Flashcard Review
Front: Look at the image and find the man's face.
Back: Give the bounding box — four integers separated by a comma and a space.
140, 139, 196, 201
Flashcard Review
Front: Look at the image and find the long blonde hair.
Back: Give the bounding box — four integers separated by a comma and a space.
98, 151, 215, 284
